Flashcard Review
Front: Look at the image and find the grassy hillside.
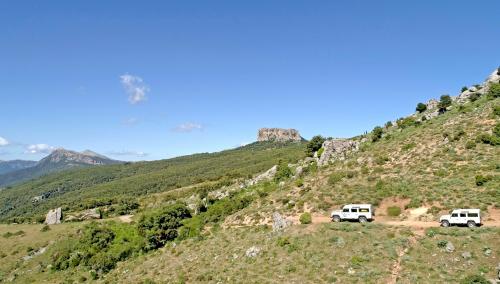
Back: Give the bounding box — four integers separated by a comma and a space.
0, 142, 306, 223
0, 78, 498, 284
227, 95, 500, 225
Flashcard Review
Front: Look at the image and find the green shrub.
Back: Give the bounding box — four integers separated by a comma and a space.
387, 206, 401, 217
317, 147, 325, 158
438, 94, 452, 111
476, 133, 500, 146
402, 142, 416, 151
461, 86, 468, 92
137, 203, 191, 250
416, 103, 427, 113
475, 175, 492, 186
305, 135, 325, 157
468, 93, 480, 102
493, 105, 500, 116
487, 83, 500, 99
460, 274, 489, 284
274, 160, 293, 182
276, 236, 291, 247
465, 140, 476, 149
371, 126, 383, 142
437, 240, 448, 248
294, 178, 304, 187
299, 212, 312, 224
385, 121, 393, 128
328, 172, 345, 185
40, 225, 51, 232
397, 117, 418, 129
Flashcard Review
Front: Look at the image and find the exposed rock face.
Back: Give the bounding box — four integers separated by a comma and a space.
272, 212, 292, 232
45, 208, 62, 225
318, 139, 360, 166
65, 208, 101, 222
257, 128, 302, 142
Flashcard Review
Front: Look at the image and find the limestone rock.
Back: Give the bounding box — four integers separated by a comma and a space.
45, 208, 62, 225
318, 139, 359, 166
272, 212, 292, 232
257, 128, 302, 142
246, 165, 277, 186
79, 208, 101, 220
461, 251, 472, 259
426, 99, 439, 110
245, 246, 261, 258
446, 241, 455, 253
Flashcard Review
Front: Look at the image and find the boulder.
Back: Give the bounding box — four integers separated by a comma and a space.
318, 139, 359, 166
272, 212, 292, 232
45, 208, 62, 225
245, 246, 261, 258
446, 241, 455, 253
257, 128, 302, 142
80, 208, 101, 220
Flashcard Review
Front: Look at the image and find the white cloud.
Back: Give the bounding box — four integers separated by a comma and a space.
120, 74, 149, 104
172, 122, 204, 133
108, 150, 148, 158
25, 144, 55, 154
0, 137, 8, 146
123, 117, 139, 125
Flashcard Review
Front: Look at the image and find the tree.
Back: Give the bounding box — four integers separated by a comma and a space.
371, 126, 383, 142
416, 103, 427, 113
305, 135, 325, 157
438, 95, 452, 112
461, 86, 468, 93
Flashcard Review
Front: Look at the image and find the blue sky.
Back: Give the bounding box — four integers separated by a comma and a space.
1, 1, 499, 161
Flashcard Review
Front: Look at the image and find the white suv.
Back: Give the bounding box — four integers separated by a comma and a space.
331, 204, 374, 223
440, 209, 481, 228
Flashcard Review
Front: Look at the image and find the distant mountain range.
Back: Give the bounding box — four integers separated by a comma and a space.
0, 149, 122, 187
0, 160, 37, 175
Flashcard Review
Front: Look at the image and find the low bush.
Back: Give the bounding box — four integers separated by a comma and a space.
487, 83, 500, 99
371, 126, 383, 142
305, 135, 325, 157
397, 117, 418, 129
475, 175, 492, 186
137, 203, 191, 250
387, 206, 401, 217
328, 172, 345, 185
274, 160, 293, 182
299, 212, 312, 224
460, 274, 489, 284
40, 225, 51, 232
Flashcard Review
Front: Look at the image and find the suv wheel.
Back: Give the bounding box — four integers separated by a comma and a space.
441, 220, 450, 227
467, 221, 476, 228
332, 215, 341, 222
359, 216, 368, 223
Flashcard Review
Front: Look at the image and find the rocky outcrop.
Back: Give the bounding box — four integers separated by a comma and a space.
456, 68, 500, 103
318, 139, 359, 166
245, 165, 278, 187
45, 208, 62, 225
257, 128, 302, 142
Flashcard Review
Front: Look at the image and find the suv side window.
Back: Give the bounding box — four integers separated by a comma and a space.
468, 213, 478, 217
451, 213, 458, 217
460, 213, 466, 217
342, 208, 349, 212
360, 208, 369, 213
351, 208, 358, 213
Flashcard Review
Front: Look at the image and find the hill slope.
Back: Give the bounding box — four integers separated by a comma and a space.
0, 142, 306, 222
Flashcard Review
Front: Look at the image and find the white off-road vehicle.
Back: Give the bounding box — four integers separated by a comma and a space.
440, 209, 481, 228
331, 204, 374, 223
